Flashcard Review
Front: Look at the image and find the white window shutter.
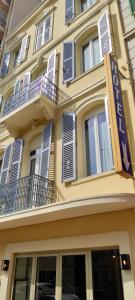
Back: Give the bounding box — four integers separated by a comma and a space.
9, 139, 23, 183
47, 51, 56, 84
98, 10, 112, 60
22, 72, 31, 87
45, 51, 56, 100
1, 52, 10, 77
65, 0, 75, 23
63, 42, 75, 83
0, 144, 12, 184
40, 121, 52, 179
18, 34, 29, 63
14, 78, 21, 94
62, 112, 76, 182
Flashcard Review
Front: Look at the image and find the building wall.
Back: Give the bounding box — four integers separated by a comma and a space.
0, 0, 135, 299
119, 0, 135, 91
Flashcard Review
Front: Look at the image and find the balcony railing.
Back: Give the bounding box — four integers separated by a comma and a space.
0, 174, 54, 215
2, 76, 69, 117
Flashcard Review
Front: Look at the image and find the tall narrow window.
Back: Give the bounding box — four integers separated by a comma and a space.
29, 149, 41, 175
85, 109, 113, 176
12, 257, 32, 300
82, 37, 100, 72
62, 255, 86, 300
35, 256, 56, 299
35, 16, 52, 51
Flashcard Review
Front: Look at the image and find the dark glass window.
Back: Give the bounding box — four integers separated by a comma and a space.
35, 256, 56, 300
62, 255, 86, 300
12, 257, 32, 300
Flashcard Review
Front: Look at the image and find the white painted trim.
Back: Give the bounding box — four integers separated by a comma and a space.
1, 231, 135, 300
0, 194, 135, 230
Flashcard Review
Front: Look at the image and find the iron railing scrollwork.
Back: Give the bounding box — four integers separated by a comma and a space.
2, 75, 69, 117
0, 174, 54, 215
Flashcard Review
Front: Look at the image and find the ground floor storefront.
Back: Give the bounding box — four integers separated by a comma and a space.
0, 209, 135, 300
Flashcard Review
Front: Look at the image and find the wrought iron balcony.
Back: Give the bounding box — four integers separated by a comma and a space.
0, 76, 69, 136
2, 76, 58, 117
0, 174, 54, 216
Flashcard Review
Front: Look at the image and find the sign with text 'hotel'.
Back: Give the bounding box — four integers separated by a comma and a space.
104, 54, 133, 176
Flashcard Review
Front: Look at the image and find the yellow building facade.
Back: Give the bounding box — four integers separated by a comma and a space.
0, 0, 135, 299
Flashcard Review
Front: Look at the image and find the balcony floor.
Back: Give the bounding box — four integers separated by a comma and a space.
1, 94, 56, 136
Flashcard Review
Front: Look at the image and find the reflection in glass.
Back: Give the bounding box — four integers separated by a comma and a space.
12, 257, 32, 300
85, 117, 97, 175
35, 256, 56, 300
62, 255, 86, 300
98, 112, 113, 172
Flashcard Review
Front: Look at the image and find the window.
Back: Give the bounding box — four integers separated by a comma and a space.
29, 149, 41, 175
85, 109, 113, 176
65, 0, 96, 23
12, 250, 124, 300
14, 47, 21, 67
35, 15, 52, 51
82, 37, 101, 72
81, 0, 96, 12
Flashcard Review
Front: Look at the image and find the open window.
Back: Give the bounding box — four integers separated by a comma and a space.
84, 105, 113, 176
35, 15, 52, 51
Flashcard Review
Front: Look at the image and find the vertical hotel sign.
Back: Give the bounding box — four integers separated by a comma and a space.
104, 54, 132, 176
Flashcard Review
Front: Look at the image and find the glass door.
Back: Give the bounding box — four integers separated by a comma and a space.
29, 149, 41, 176
34, 256, 56, 300
12, 257, 32, 300
91, 249, 124, 300
61, 254, 86, 300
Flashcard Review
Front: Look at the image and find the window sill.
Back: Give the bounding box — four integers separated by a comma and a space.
67, 62, 103, 86
70, 170, 116, 186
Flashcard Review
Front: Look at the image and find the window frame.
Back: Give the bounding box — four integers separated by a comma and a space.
29, 148, 41, 176
83, 105, 113, 177
11, 251, 89, 300
35, 14, 52, 52
82, 35, 100, 73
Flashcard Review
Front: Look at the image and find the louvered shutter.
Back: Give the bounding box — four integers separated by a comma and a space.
23, 72, 31, 87
47, 51, 56, 84
98, 10, 112, 60
45, 16, 52, 42
1, 52, 10, 77
104, 97, 114, 169
9, 139, 23, 183
21, 72, 31, 104
18, 34, 29, 63
65, 0, 75, 23
14, 78, 21, 94
40, 121, 52, 179
62, 112, 76, 182
45, 51, 56, 99
0, 144, 12, 184
63, 42, 75, 83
